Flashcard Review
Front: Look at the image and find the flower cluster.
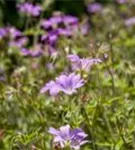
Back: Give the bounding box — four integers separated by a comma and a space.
41, 14, 89, 55
17, 2, 42, 17
21, 44, 43, 57
0, 27, 28, 48
8, 27, 28, 48
49, 125, 88, 150
40, 73, 84, 96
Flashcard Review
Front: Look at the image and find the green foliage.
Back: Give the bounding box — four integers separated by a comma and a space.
0, 0, 135, 150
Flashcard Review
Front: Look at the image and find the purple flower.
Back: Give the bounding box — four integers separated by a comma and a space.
40, 80, 60, 96
124, 17, 135, 27
40, 73, 84, 96
49, 125, 88, 149
116, 0, 127, 4
50, 16, 63, 25
67, 54, 102, 72
63, 15, 78, 26
58, 28, 73, 37
0, 27, 8, 39
80, 23, 90, 36
56, 73, 84, 95
17, 3, 42, 17
21, 48, 31, 56
9, 27, 22, 39
41, 19, 53, 30
30, 49, 43, 57
21, 45, 43, 57
87, 3, 102, 13
41, 16, 63, 30
9, 37, 28, 48
41, 30, 59, 46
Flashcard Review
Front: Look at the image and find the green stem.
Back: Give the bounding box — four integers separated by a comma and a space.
116, 116, 127, 146
63, 147, 71, 150
25, 17, 30, 31
103, 106, 116, 144
81, 106, 96, 150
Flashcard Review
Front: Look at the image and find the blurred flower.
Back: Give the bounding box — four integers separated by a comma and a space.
67, 54, 102, 72
7, 27, 28, 48
21, 44, 43, 57
49, 125, 88, 149
0, 27, 8, 39
58, 28, 73, 37
40, 73, 84, 96
17, 2, 42, 17
46, 63, 54, 71
9, 27, 22, 39
116, 0, 127, 4
41, 15, 78, 30
0, 69, 6, 82
31, 62, 39, 69
87, 3, 102, 13
48, 45, 57, 57
50, 16, 63, 25
40, 80, 60, 96
9, 37, 28, 48
80, 23, 90, 36
63, 15, 78, 26
41, 30, 59, 46
21, 48, 30, 56
41, 16, 63, 30
124, 17, 135, 27
41, 19, 53, 30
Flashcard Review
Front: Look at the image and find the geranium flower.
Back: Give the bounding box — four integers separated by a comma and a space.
87, 3, 102, 13
49, 125, 88, 150
40, 73, 84, 96
125, 17, 135, 27
56, 73, 84, 95
17, 2, 42, 17
67, 54, 102, 72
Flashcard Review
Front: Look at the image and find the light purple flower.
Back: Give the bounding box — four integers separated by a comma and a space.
80, 23, 90, 36
41, 30, 59, 46
21, 48, 31, 56
67, 54, 102, 72
63, 15, 78, 26
46, 63, 54, 71
40, 73, 84, 96
9, 27, 22, 39
116, 0, 127, 4
55, 73, 84, 95
49, 125, 88, 149
9, 37, 28, 48
17, 3, 42, 17
40, 80, 60, 96
50, 16, 63, 25
41, 19, 53, 30
87, 3, 102, 13
41, 16, 63, 30
0, 27, 8, 39
21, 45, 43, 57
124, 17, 135, 27
58, 28, 73, 37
